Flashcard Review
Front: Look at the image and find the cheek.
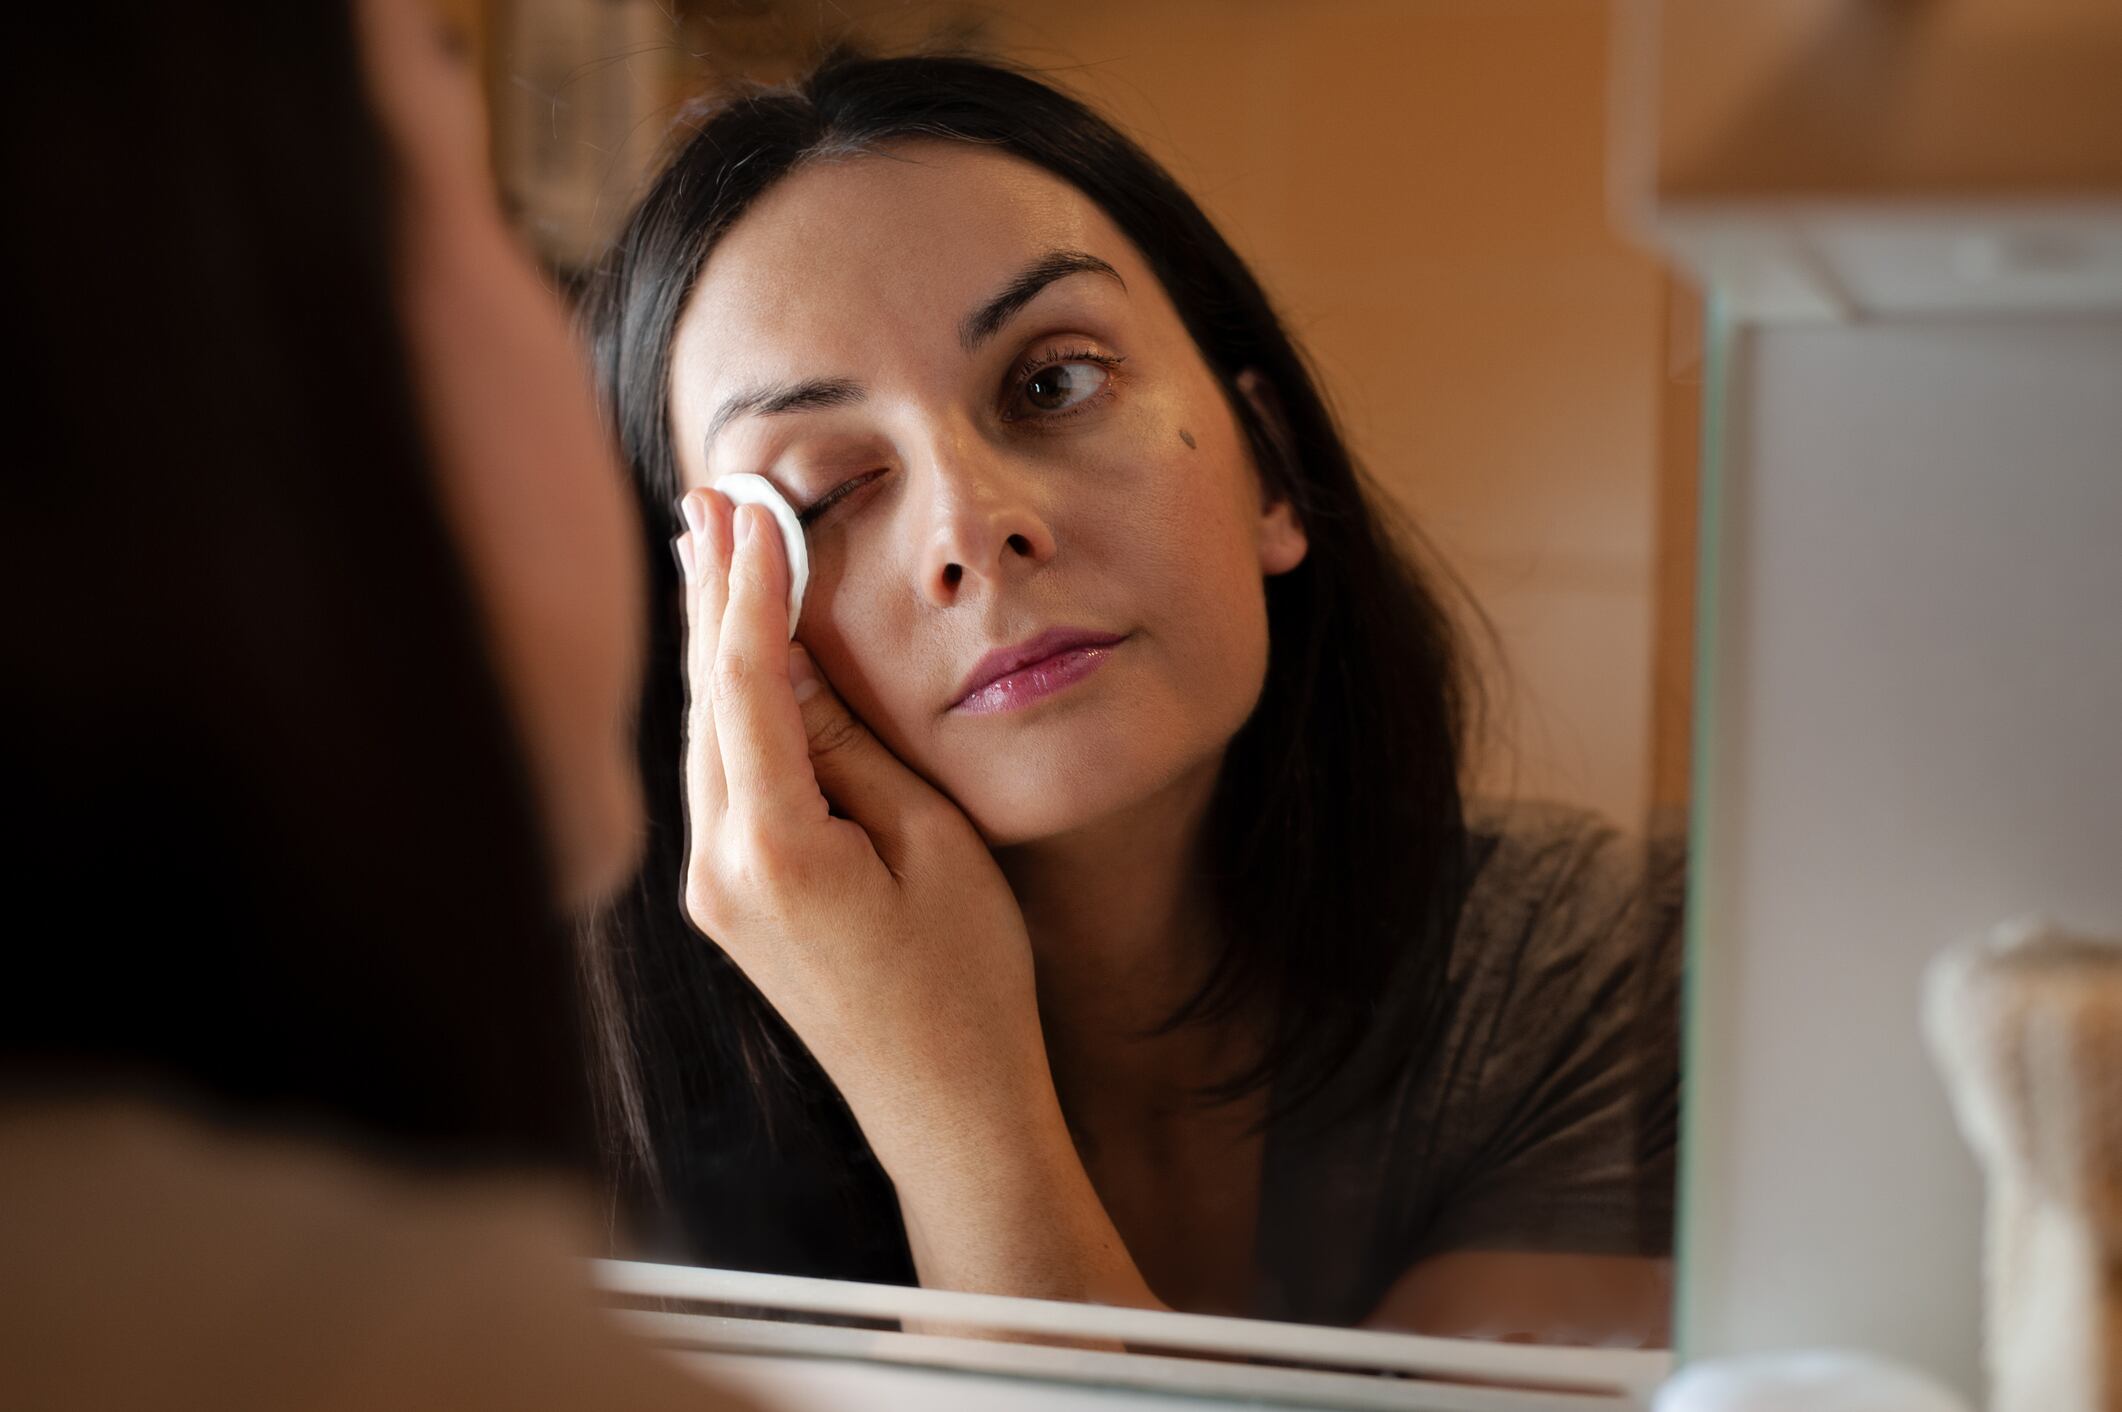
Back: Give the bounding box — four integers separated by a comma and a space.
1134, 476, 1276, 783
1122, 447, 1271, 660
795, 543, 934, 756
1102, 373, 1267, 607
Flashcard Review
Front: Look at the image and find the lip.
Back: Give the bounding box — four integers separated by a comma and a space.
951, 626, 1129, 715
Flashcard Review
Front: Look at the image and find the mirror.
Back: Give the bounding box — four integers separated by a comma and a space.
474, 0, 1700, 1352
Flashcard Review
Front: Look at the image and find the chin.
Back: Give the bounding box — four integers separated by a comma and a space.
951, 765, 1132, 847
962, 794, 1117, 850
940, 722, 1218, 850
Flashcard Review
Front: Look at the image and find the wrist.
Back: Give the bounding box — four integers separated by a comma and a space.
845, 1049, 1076, 1192
847, 1068, 1161, 1310
893, 1140, 1158, 1308
821, 1017, 1061, 1167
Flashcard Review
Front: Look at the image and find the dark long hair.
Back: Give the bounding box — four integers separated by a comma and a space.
581, 47, 1475, 1272
1, 3, 594, 1172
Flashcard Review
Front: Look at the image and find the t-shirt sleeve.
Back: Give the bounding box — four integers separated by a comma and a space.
1410, 803, 1686, 1260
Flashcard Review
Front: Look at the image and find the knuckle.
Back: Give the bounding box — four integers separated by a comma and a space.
708, 651, 753, 707
685, 829, 798, 934
805, 707, 865, 761
727, 536, 771, 596
725, 819, 794, 888
681, 865, 727, 936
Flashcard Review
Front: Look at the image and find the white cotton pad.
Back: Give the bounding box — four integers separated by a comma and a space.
712, 473, 808, 638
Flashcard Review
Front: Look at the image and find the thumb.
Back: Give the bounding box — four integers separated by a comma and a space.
788, 643, 933, 857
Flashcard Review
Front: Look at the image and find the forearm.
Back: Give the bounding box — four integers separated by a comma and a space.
846, 1064, 1164, 1311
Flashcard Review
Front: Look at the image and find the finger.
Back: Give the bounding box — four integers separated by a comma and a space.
787, 643, 942, 869
679, 487, 735, 829
712, 502, 819, 828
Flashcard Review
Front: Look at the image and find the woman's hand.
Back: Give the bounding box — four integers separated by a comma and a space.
673, 489, 1161, 1309
674, 488, 1041, 1140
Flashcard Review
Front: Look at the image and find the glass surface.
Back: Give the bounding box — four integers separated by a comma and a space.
490, 0, 1701, 1357
1670, 287, 1728, 1363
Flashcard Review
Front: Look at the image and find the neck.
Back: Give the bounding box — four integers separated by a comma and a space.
995, 757, 1259, 1133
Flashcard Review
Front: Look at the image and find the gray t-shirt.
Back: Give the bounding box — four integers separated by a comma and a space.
1252, 798, 1687, 1325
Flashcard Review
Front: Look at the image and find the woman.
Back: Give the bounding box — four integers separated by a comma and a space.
585, 49, 1685, 1342
1, 1, 744, 1405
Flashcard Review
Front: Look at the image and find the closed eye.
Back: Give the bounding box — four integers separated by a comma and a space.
796, 468, 887, 528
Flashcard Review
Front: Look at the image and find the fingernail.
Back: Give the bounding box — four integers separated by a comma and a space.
680, 492, 709, 538
787, 643, 821, 703
736, 504, 759, 546
675, 532, 700, 584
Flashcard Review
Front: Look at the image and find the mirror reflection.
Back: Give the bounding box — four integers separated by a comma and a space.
519, 0, 1696, 1348
2, 3, 1693, 1400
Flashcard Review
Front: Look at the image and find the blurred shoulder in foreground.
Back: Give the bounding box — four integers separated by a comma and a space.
0, 1096, 754, 1412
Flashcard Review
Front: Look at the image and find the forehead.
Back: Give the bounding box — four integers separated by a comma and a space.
670, 141, 1145, 396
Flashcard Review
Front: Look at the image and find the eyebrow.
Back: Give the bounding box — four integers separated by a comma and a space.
701, 248, 1127, 455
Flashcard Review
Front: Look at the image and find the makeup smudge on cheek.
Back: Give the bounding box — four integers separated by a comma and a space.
1178, 427, 1196, 450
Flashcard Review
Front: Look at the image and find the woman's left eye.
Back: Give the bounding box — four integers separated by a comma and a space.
1006, 346, 1124, 422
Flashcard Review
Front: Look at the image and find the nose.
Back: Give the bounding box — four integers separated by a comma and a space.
915, 431, 1057, 607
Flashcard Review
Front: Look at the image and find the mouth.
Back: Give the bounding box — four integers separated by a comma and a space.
951, 626, 1130, 715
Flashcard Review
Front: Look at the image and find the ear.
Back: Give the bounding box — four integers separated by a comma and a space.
1237, 366, 1309, 577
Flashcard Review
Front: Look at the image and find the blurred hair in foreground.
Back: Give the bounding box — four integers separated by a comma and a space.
0, 1, 594, 1172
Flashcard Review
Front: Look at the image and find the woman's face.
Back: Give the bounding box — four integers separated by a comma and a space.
358, 0, 645, 905
668, 142, 1308, 845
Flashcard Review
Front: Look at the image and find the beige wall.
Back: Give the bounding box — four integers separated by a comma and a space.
1643, 0, 2122, 198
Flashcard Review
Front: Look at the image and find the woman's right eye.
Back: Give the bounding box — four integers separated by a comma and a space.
797, 468, 887, 527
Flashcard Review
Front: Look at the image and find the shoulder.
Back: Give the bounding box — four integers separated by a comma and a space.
1455, 797, 1687, 983
1422, 797, 1687, 1108
1385, 800, 1684, 1257
0, 1097, 751, 1412
1461, 796, 1685, 905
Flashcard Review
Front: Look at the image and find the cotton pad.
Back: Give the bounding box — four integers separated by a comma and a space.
713, 473, 808, 638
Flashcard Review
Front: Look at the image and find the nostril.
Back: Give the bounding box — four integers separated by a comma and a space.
1006, 533, 1032, 557
941, 562, 963, 590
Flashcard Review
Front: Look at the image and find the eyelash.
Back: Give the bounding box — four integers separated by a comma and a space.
1003, 343, 1127, 425
794, 343, 1127, 527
